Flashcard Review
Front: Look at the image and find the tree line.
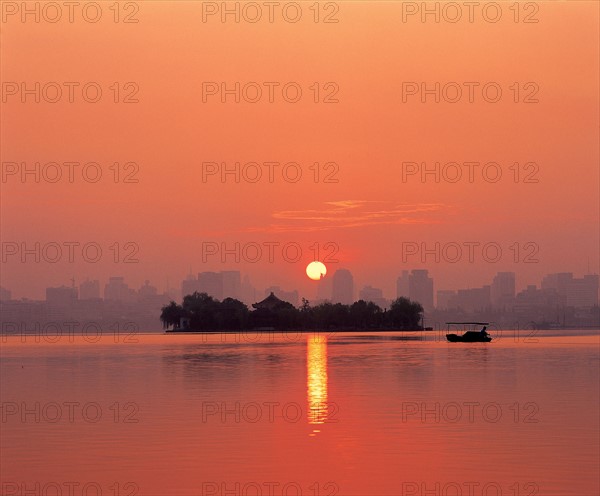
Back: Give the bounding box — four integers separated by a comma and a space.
160, 292, 424, 331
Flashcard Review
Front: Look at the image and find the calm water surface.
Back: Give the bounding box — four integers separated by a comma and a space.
1, 330, 598, 496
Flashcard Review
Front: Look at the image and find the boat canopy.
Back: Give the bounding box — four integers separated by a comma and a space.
445, 322, 490, 325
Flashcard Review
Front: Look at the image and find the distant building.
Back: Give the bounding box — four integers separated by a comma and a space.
396, 270, 409, 299
491, 272, 515, 309
436, 290, 457, 310
514, 285, 560, 310
566, 274, 599, 307
408, 269, 433, 311
332, 269, 354, 304
198, 272, 223, 300
164, 286, 180, 301
455, 285, 491, 313
79, 279, 100, 300
359, 285, 388, 309
104, 277, 135, 302
181, 273, 200, 297
46, 286, 78, 306
222, 271, 241, 300
138, 280, 158, 299
541, 272, 573, 305
316, 275, 332, 303
265, 286, 299, 307
541, 273, 599, 308
241, 275, 256, 306
252, 292, 287, 310
251, 292, 290, 329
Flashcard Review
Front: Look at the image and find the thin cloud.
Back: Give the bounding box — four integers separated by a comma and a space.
245, 200, 448, 233
169, 200, 451, 237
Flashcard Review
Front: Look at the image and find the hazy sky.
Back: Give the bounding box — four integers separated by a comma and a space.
1, 1, 598, 300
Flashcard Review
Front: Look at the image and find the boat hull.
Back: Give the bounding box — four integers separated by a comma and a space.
446, 333, 492, 343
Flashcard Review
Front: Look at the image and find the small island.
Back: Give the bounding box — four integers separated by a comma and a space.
160, 291, 424, 332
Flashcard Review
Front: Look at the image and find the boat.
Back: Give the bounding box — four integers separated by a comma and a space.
446, 322, 492, 343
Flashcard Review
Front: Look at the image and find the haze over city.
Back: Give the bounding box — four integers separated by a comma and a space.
2, 2, 598, 302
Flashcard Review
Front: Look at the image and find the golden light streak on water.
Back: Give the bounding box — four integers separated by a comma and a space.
307, 334, 328, 433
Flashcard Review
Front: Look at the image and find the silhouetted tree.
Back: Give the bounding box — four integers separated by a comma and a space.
312, 302, 350, 329
299, 298, 315, 328
300, 298, 311, 313
217, 297, 249, 330
182, 292, 220, 330
350, 300, 383, 328
160, 301, 184, 329
250, 299, 300, 329
387, 297, 423, 329
163, 292, 425, 332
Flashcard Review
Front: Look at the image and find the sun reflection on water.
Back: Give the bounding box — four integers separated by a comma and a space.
307, 334, 329, 434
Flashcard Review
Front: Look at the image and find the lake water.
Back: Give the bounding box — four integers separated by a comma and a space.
1, 330, 598, 496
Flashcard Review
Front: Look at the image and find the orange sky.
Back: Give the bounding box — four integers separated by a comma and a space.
1, 1, 599, 299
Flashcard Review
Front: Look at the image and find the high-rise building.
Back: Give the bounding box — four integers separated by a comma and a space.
436, 290, 457, 310
491, 272, 515, 308
138, 280, 158, 299
181, 273, 200, 297
79, 279, 100, 300
198, 271, 223, 300
104, 277, 135, 302
46, 286, 78, 306
164, 285, 181, 301
316, 275, 332, 303
408, 269, 433, 311
241, 275, 256, 306
514, 285, 560, 311
332, 269, 354, 304
222, 271, 241, 300
541, 272, 573, 305
541, 273, 599, 307
396, 270, 409, 299
455, 286, 491, 313
359, 285, 387, 309
566, 274, 599, 307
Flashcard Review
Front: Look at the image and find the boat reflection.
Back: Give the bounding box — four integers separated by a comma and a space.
307, 334, 329, 433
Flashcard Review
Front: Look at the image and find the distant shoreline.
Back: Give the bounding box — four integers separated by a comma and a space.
165, 327, 427, 334
164, 326, 600, 334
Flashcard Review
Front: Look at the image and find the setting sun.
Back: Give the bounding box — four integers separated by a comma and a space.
306, 261, 327, 281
